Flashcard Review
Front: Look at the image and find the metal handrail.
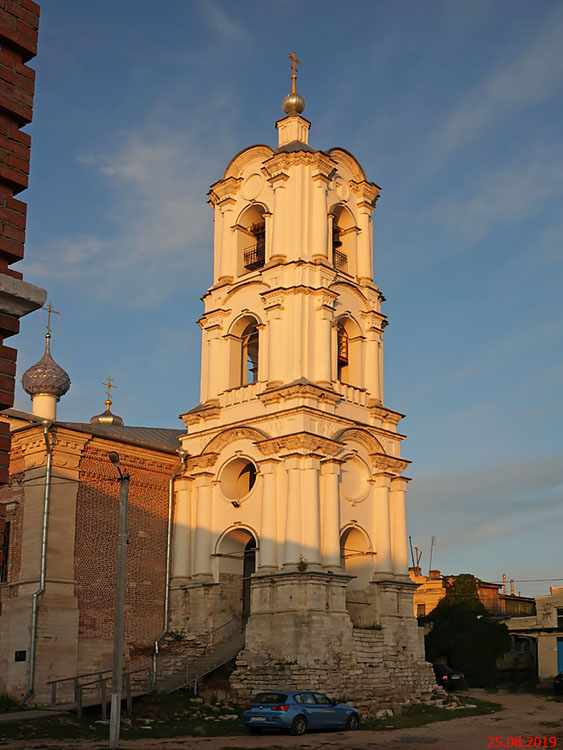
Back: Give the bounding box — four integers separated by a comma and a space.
333, 249, 347, 268
243, 243, 265, 271
46, 668, 112, 687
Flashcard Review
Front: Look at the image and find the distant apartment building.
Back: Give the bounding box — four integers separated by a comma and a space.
409, 568, 535, 618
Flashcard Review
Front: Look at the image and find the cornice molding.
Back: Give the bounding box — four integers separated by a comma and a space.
180, 402, 221, 427
197, 308, 232, 331
370, 453, 410, 475
350, 180, 381, 208
187, 453, 220, 472
208, 176, 243, 206
256, 431, 342, 457
359, 309, 387, 332
201, 425, 270, 454
259, 381, 340, 406
264, 150, 336, 176
367, 403, 405, 425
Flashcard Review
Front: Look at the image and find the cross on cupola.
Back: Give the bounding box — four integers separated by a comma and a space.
42, 302, 59, 340
281, 50, 306, 117
102, 375, 117, 406
287, 50, 301, 94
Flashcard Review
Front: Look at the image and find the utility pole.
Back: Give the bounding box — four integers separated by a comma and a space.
108, 451, 130, 750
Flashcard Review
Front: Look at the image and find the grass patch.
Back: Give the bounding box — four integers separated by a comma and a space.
0, 691, 502, 743
0, 693, 19, 714
0, 690, 246, 743
361, 695, 502, 732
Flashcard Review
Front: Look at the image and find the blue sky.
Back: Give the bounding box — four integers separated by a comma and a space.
14, 1, 563, 597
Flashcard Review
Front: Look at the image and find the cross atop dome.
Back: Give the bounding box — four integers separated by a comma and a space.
281, 50, 306, 116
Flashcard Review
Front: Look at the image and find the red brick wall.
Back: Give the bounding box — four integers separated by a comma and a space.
75, 445, 177, 669
0, 0, 40, 484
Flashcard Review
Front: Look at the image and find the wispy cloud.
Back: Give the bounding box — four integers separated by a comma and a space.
408, 455, 563, 551
437, 146, 563, 239
23, 116, 233, 307
200, 1, 249, 41
440, 6, 563, 152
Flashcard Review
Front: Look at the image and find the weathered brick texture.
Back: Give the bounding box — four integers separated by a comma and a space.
75, 445, 175, 673
0, 0, 40, 482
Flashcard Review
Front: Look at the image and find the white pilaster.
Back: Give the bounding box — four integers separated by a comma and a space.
258, 459, 278, 570
364, 329, 381, 402
269, 173, 289, 262
357, 207, 373, 281
265, 306, 284, 386
172, 476, 193, 579
212, 206, 223, 284
218, 202, 235, 281
389, 476, 409, 576
372, 475, 392, 575
315, 310, 332, 386
301, 456, 321, 566
192, 473, 213, 578
327, 213, 335, 262
321, 459, 342, 568
207, 330, 224, 399
311, 173, 329, 262
263, 211, 273, 263
283, 456, 302, 566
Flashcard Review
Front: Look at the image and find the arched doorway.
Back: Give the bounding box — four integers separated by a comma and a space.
216, 528, 257, 623
340, 526, 374, 626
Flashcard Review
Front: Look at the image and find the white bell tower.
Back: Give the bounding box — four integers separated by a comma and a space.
171, 55, 434, 711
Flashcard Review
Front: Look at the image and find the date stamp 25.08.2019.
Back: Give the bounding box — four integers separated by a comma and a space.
487, 739, 557, 748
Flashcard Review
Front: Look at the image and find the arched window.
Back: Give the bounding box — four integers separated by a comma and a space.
337, 323, 349, 383
241, 322, 259, 385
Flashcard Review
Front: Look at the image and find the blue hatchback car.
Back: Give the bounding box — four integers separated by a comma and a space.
243, 690, 360, 735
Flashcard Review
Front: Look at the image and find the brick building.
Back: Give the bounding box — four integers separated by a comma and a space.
0, 0, 48, 612
0, 403, 184, 703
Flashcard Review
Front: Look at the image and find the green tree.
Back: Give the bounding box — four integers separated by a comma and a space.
422, 574, 510, 687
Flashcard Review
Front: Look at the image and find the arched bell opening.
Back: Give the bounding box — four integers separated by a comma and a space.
235, 204, 266, 276
216, 527, 257, 624
331, 205, 357, 274
334, 315, 363, 387
227, 314, 262, 388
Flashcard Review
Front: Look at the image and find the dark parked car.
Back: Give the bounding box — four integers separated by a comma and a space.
554, 672, 563, 692
243, 690, 360, 735
433, 663, 465, 689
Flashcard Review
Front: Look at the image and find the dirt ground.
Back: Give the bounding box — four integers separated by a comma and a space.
2, 690, 562, 750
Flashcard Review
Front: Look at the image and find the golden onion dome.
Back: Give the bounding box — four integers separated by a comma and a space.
282, 91, 306, 115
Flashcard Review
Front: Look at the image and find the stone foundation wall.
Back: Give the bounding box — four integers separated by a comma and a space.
231, 625, 435, 714
229, 572, 436, 715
